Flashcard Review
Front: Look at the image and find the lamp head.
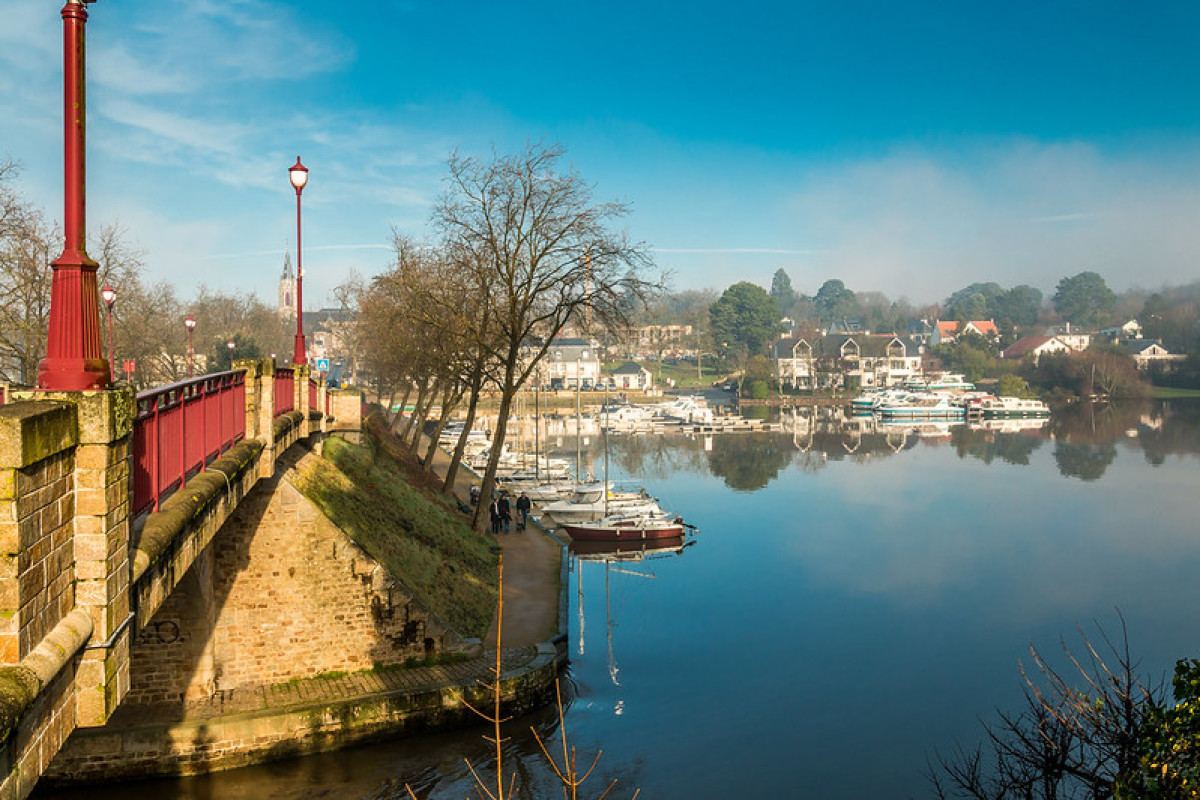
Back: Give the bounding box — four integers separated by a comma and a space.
184, 314, 196, 332
288, 157, 309, 193
227, 339, 236, 352
100, 284, 116, 309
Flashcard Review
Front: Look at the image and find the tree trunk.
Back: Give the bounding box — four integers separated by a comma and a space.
409, 378, 439, 450
401, 379, 428, 441
389, 382, 413, 431
425, 385, 462, 470
476, 369, 518, 534
445, 376, 482, 502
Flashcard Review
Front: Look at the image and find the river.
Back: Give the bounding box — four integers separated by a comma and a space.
38, 399, 1200, 798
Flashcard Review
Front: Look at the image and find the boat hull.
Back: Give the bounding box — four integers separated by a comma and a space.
561, 520, 686, 541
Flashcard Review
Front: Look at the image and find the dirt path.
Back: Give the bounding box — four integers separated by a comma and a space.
415, 430, 563, 649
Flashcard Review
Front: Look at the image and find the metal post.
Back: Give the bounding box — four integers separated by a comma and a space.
38, 0, 109, 390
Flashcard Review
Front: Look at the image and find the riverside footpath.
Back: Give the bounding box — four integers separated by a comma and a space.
403, 423, 566, 650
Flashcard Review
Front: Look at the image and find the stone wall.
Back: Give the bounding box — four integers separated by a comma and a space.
122, 449, 463, 706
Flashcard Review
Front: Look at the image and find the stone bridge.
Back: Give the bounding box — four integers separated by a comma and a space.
0, 361, 368, 798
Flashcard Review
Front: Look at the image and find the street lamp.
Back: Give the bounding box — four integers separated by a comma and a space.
184, 314, 196, 378
100, 283, 116, 380
288, 156, 309, 365
38, 0, 108, 390
227, 339, 236, 369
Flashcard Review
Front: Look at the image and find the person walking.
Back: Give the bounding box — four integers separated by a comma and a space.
488, 497, 502, 535
515, 492, 531, 530
497, 494, 512, 534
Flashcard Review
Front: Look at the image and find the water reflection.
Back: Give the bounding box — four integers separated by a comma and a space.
592, 399, 1200, 488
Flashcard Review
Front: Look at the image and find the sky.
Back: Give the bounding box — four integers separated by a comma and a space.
2, 0, 1200, 312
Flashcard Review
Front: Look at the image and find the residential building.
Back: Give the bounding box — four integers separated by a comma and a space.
1000, 335, 1072, 364
774, 334, 924, 390
1101, 320, 1143, 340
931, 319, 999, 345
611, 361, 654, 390
536, 338, 602, 389
1118, 339, 1186, 371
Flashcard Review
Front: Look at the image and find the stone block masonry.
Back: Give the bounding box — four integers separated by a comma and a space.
122, 447, 468, 708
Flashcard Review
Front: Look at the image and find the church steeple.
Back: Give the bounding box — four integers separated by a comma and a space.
278, 246, 297, 320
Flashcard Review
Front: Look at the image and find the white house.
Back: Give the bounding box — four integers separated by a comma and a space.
538, 338, 602, 389
611, 361, 654, 390
774, 335, 924, 390
1118, 339, 1186, 371
1000, 335, 1072, 364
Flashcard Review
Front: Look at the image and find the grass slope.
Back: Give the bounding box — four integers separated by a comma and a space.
293, 430, 498, 638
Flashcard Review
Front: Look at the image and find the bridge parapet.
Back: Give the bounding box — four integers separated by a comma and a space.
0, 359, 353, 799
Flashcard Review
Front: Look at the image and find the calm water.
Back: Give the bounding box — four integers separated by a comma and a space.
44, 399, 1200, 799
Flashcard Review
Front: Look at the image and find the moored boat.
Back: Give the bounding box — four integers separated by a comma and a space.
560, 513, 688, 541
967, 395, 1051, 418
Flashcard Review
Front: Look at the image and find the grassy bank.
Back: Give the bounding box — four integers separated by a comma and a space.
292, 428, 498, 638
1152, 386, 1200, 399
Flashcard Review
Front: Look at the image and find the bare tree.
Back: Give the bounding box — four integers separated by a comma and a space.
433, 143, 659, 530
930, 616, 1166, 799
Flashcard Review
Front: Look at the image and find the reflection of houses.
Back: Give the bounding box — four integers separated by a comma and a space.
931, 319, 999, 345
773, 335, 924, 390
1000, 335, 1072, 364
1118, 339, 1185, 371
611, 361, 654, 390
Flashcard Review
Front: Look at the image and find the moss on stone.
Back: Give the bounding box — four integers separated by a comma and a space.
0, 666, 40, 746
134, 438, 265, 576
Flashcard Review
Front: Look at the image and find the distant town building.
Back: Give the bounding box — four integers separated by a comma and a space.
277, 248, 297, 321
1101, 319, 1143, 340
773, 334, 924, 390
1117, 339, 1185, 371
931, 319, 999, 345
611, 361, 654, 390
535, 338, 602, 389
1000, 335, 1072, 364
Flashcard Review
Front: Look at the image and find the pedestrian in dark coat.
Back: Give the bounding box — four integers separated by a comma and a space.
515, 492, 531, 530
489, 498, 502, 534
497, 494, 512, 533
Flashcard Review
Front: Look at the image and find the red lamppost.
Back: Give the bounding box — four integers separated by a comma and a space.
100, 283, 116, 379
288, 157, 309, 365
184, 314, 196, 378
227, 339, 236, 368
38, 0, 108, 390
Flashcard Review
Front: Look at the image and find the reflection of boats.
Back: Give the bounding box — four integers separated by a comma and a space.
560, 513, 688, 542
569, 536, 688, 561
969, 417, 1051, 433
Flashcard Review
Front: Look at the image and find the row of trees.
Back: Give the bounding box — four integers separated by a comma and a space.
346, 144, 660, 532
0, 158, 293, 388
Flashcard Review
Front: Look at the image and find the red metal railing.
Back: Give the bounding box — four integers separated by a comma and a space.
274, 368, 295, 416
133, 370, 245, 516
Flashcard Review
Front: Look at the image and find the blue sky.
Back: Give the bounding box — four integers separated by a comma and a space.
2, 0, 1199, 310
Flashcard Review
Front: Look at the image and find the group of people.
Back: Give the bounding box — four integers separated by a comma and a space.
475, 488, 531, 535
